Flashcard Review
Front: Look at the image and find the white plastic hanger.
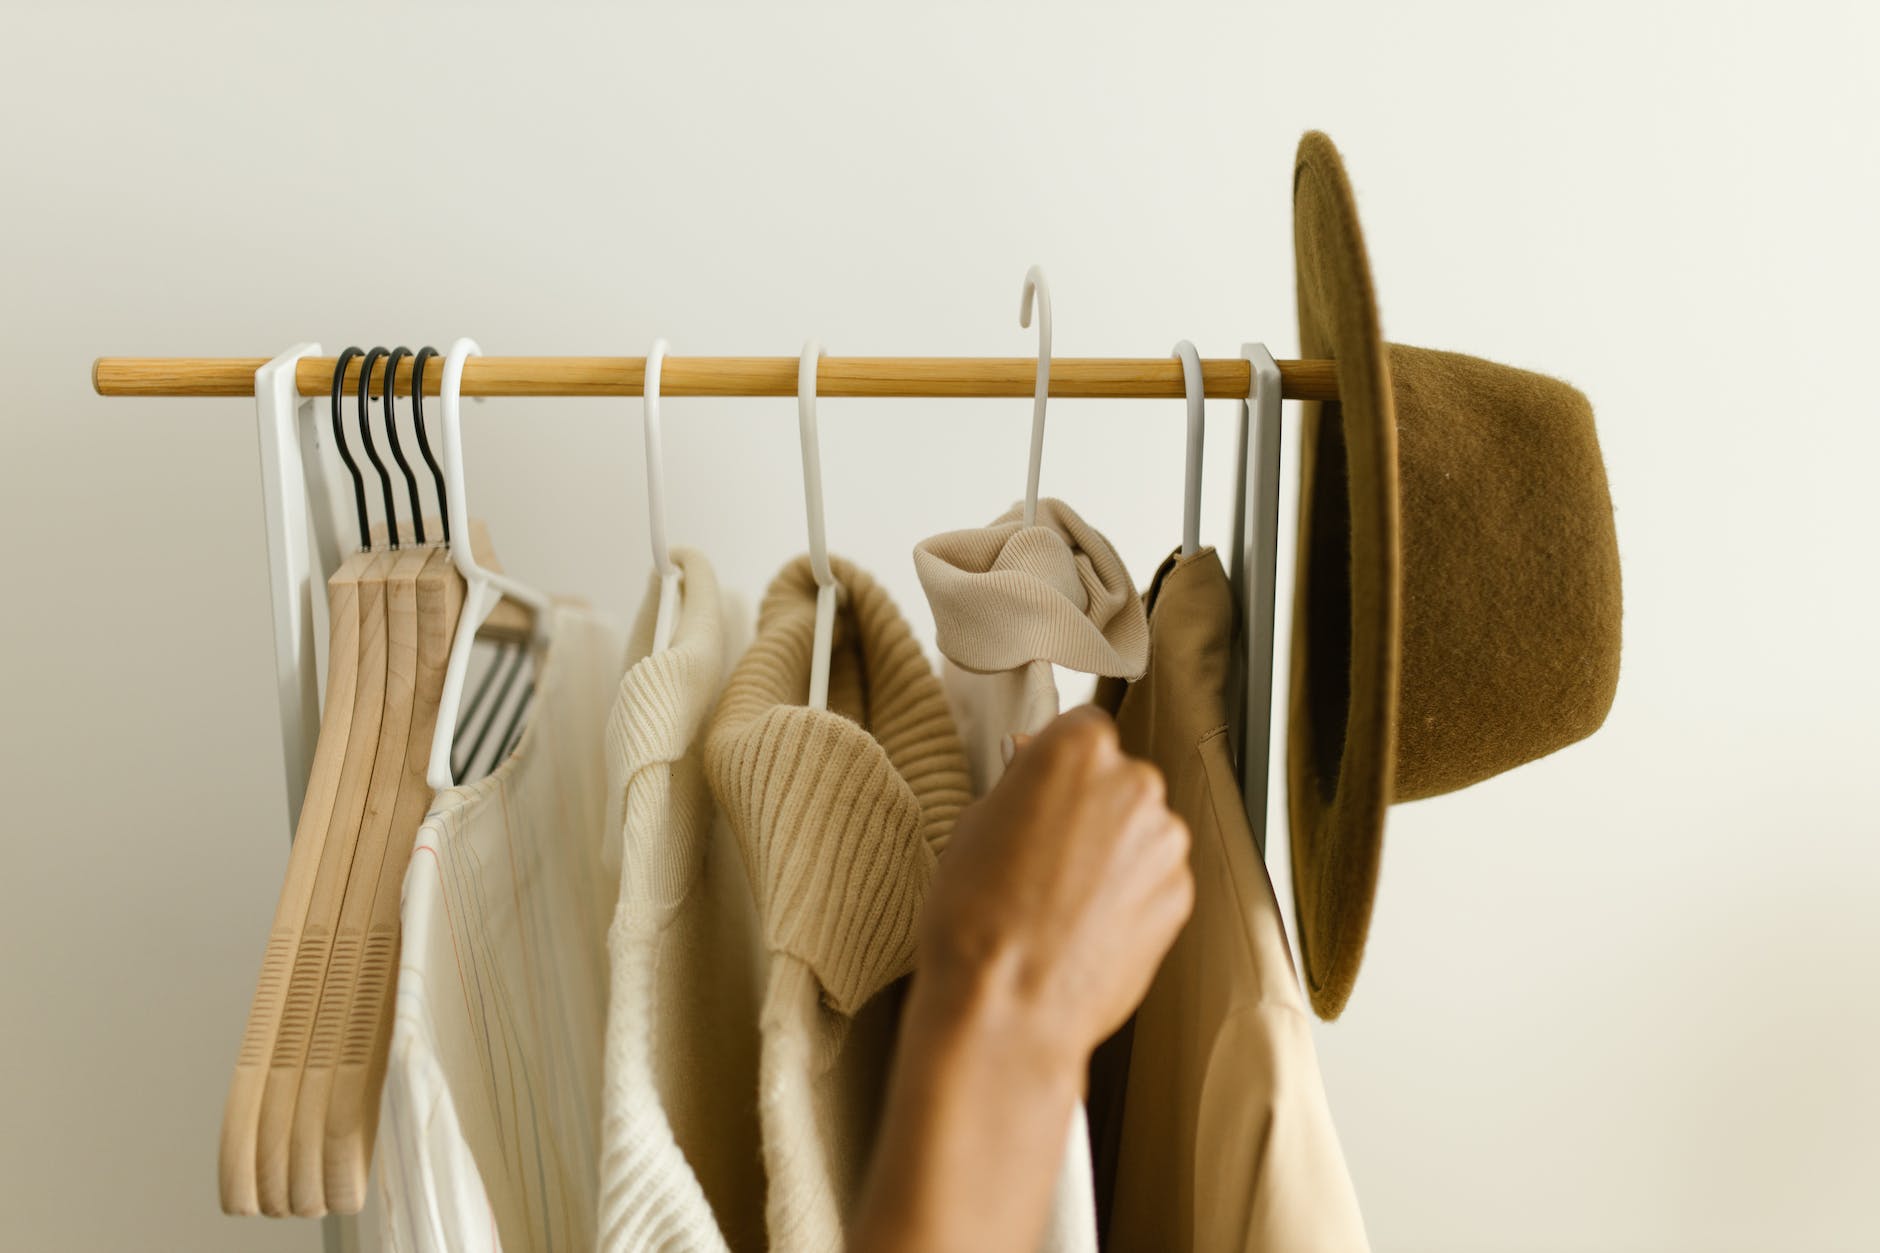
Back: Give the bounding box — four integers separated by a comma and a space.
643, 338, 683, 653
1230, 342, 1284, 857
798, 341, 838, 711
427, 338, 553, 789
1020, 265, 1052, 526
1174, 339, 1206, 556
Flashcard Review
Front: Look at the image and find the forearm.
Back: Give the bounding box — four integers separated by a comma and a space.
850, 967, 1084, 1253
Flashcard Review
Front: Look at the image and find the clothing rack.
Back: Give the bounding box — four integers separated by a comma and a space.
93, 339, 1294, 1250
94, 340, 1293, 862
91, 355, 1340, 401
94, 339, 1295, 851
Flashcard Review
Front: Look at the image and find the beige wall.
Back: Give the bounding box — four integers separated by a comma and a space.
3, 2, 1877, 1249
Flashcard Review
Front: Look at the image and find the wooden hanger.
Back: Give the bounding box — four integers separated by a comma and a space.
283, 350, 432, 1214
219, 344, 541, 1218
219, 544, 372, 1216
322, 543, 463, 1211
283, 536, 421, 1213
254, 542, 390, 1214
256, 344, 409, 1216
219, 347, 376, 1216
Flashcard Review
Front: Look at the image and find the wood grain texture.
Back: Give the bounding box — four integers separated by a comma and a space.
254, 551, 391, 1216
288, 543, 429, 1215
91, 354, 1340, 401
219, 551, 370, 1216
323, 547, 465, 1213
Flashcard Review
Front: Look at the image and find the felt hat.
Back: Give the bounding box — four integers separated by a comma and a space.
1288, 131, 1622, 1019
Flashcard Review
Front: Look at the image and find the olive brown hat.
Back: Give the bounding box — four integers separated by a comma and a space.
1288, 131, 1622, 1019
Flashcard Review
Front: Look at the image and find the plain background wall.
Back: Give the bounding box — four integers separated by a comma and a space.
3, 1, 1877, 1249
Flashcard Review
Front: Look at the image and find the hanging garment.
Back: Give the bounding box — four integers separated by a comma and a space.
1091, 549, 1368, 1252
377, 603, 624, 1253
914, 498, 1149, 1253
596, 550, 767, 1253
705, 556, 973, 1253
915, 499, 1149, 795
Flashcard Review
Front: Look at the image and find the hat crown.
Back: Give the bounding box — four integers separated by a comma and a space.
1387, 346, 1622, 799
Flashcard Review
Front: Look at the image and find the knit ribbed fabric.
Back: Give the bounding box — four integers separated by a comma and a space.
915, 498, 1149, 793
705, 556, 973, 1253
378, 604, 623, 1253
596, 550, 767, 1253
914, 499, 1150, 1253
915, 498, 1148, 674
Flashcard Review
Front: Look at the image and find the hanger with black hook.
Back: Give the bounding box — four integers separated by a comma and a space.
330, 347, 370, 549
452, 645, 527, 781
354, 346, 399, 547
410, 346, 450, 544
489, 676, 535, 771
381, 346, 426, 546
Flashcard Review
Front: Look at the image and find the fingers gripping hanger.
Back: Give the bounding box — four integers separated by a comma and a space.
427, 338, 553, 790
1174, 340, 1206, 556
643, 338, 683, 654
1020, 266, 1052, 525
799, 341, 839, 711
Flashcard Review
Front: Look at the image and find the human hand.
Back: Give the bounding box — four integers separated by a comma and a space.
914, 705, 1195, 1081
852, 708, 1191, 1253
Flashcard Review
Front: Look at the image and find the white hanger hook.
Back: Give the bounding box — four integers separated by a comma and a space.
798, 341, 837, 711
438, 338, 482, 576
644, 338, 682, 653
1020, 265, 1052, 526
643, 339, 678, 580
439, 339, 552, 620
428, 337, 553, 790
1174, 340, 1205, 556
798, 342, 834, 591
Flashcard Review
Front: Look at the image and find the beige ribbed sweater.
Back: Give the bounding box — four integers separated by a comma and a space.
914, 498, 1150, 1253
596, 550, 767, 1253
705, 555, 973, 1253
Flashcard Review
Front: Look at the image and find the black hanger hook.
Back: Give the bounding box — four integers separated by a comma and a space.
329, 347, 370, 549
381, 346, 426, 545
355, 346, 399, 548
453, 644, 526, 781
411, 347, 450, 544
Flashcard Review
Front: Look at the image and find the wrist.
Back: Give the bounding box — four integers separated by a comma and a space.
904, 947, 1086, 1101
854, 944, 1086, 1253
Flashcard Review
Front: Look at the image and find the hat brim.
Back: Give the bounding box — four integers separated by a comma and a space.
1287, 132, 1401, 1020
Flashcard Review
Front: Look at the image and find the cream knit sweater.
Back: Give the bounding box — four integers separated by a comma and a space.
705, 556, 973, 1253
915, 498, 1150, 1253
596, 550, 767, 1253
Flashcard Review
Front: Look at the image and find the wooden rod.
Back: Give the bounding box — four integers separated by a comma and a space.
90, 355, 1339, 402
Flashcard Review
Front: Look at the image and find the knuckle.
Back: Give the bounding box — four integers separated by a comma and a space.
1046, 708, 1118, 761
1172, 865, 1196, 915
1164, 811, 1190, 849
1127, 760, 1166, 803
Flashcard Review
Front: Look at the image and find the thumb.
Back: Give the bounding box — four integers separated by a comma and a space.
1000, 732, 1034, 768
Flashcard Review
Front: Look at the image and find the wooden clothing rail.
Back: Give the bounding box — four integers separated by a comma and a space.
91, 355, 1341, 402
